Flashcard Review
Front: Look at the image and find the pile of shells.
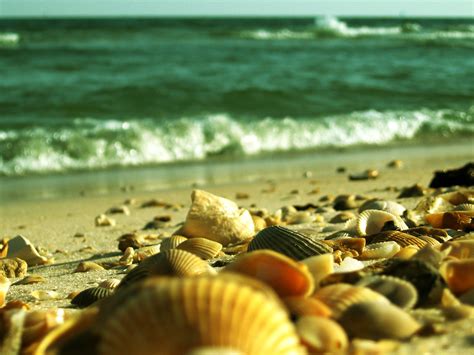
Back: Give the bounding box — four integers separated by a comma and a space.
1, 186, 474, 355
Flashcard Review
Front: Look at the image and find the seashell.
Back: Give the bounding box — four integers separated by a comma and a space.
415, 196, 452, 214
353, 210, 408, 236
13, 274, 46, 285
0, 257, 28, 278
398, 183, 426, 198
404, 226, 450, 242
300, 253, 334, 290
387, 159, 403, 168
440, 259, 474, 294
134, 245, 161, 262
359, 199, 406, 216
438, 189, 474, 205
393, 245, 419, 259
312, 283, 390, 319
425, 211, 474, 230
283, 297, 332, 318
74, 261, 105, 273
141, 199, 168, 208
117, 233, 146, 251
98, 278, 121, 290
412, 245, 447, 268
453, 203, 474, 212
324, 237, 366, 255
251, 215, 267, 232
177, 190, 255, 246
7, 235, 49, 266
356, 275, 418, 310
329, 212, 355, 224
348, 169, 379, 181
106, 205, 130, 215
119, 247, 135, 266
21, 309, 66, 351
248, 226, 332, 261
441, 240, 474, 259
442, 304, 474, 320
31, 290, 60, 300
338, 301, 421, 340
95, 214, 116, 227
350, 339, 400, 354
285, 211, 315, 225
177, 238, 223, 260
0, 275, 11, 307
296, 316, 348, 354
160, 235, 188, 251
71, 287, 114, 308
334, 257, 365, 273
118, 249, 211, 288
366, 231, 428, 248
225, 250, 314, 297
98, 277, 304, 355
333, 195, 360, 210
0, 238, 8, 258
360, 241, 401, 260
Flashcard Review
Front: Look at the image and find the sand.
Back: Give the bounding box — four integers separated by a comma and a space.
0, 141, 473, 353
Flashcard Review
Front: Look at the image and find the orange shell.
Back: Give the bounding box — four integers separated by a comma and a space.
283, 297, 332, 318
441, 240, 474, 259
425, 211, 474, 229
440, 259, 474, 294
177, 238, 223, 260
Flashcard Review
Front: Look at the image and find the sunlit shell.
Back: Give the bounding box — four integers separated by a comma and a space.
7, 235, 50, 266
415, 196, 453, 214
283, 297, 332, 318
404, 227, 449, 242
177, 190, 255, 246
425, 211, 474, 230
71, 287, 114, 308
118, 249, 211, 289
312, 283, 390, 319
248, 226, 333, 261
359, 200, 406, 216
134, 245, 161, 262
360, 241, 401, 260
366, 231, 427, 248
98, 278, 121, 290
160, 235, 188, 251
13, 275, 46, 285
74, 261, 105, 273
117, 233, 146, 252
98, 277, 304, 355
300, 254, 334, 290
356, 275, 418, 310
296, 316, 348, 354
441, 240, 474, 259
438, 190, 474, 206
350, 210, 408, 236
393, 245, 419, 259
324, 237, 366, 255
333, 257, 365, 273
95, 214, 116, 227
177, 238, 223, 260
30, 290, 61, 300
0, 275, 11, 307
440, 259, 474, 294
338, 302, 421, 340
225, 250, 314, 297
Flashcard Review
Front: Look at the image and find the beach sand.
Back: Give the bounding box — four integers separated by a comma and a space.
1, 141, 473, 353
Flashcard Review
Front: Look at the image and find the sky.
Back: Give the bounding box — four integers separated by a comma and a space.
0, 0, 473, 18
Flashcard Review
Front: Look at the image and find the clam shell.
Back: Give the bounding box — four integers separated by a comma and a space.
283, 297, 332, 318
177, 190, 255, 246
300, 254, 334, 290
118, 249, 211, 288
366, 231, 427, 248
177, 238, 223, 260
312, 283, 390, 319
71, 287, 114, 308
440, 259, 474, 295
248, 226, 333, 261
359, 200, 406, 216
334, 257, 365, 273
160, 235, 188, 251
360, 241, 401, 260
296, 316, 348, 354
98, 277, 304, 355
356, 275, 418, 310
338, 302, 421, 340
225, 250, 314, 297
354, 210, 408, 236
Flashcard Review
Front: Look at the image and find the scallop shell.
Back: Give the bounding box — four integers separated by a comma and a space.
98, 277, 304, 355
248, 226, 333, 261
404, 227, 449, 241
134, 245, 161, 262
160, 235, 188, 251
360, 241, 401, 260
283, 297, 332, 318
177, 238, 223, 260
338, 302, 421, 340
312, 283, 390, 319
440, 259, 474, 295
177, 190, 255, 246
0, 275, 11, 307
359, 200, 406, 216
366, 231, 427, 248
118, 249, 211, 289
98, 278, 121, 290
356, 275, 418, 310
71, 287, 114, 308
300, 254, 334, 290
353, 210, 408, 236
296, 316, 348, 354
224, 250, 314, 297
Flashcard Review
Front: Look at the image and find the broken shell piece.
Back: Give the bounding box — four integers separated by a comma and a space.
338, 301, 421, 340
0, 257, 28, 278
31, 290, 60, 300
13, 275, 46, 285
0, 275, 11, 307
106, 205, 130, 215
98, 279, 121, 290
177, 238, 223, 260
177, 190, 255, 246
360, 241, 401, 260
440, 259, 474, 294
7, 235, 50, 266
74, 261, 105, 273
95, 214, 116, 227
296, 316, 348, 354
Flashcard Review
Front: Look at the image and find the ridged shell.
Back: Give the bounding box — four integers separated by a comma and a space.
354, 210, 408, 236
440, 259, 474, 294
360, 241, 401, 260
177, 238, 223, 260
404, 227, 449, 242
98, 278, 121, 290
453, 203, 474, 211
283, 297, 332, 318
160, 235, 188, 251
296, 316, 348, 354
416, 235, 441, 247
98, 277, 305, 355
118, 249, 211, 288
134, 245, 161, 262
71, 287, 114, 308
248, 226, 333, 261
366, 231, 428, 248
359, 200, 406, 216
356, 275, 418, 310
312, 283, 390, 319
225, 250, 314, 297
338, 302, 420, 340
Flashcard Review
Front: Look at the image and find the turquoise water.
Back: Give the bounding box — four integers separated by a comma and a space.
0, 16, 473, 176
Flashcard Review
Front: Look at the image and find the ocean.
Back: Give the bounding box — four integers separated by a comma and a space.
0, 16, 473, 177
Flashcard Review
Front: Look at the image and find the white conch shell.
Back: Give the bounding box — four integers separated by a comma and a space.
178, 190, 255, 246
7, 235, 49, 266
